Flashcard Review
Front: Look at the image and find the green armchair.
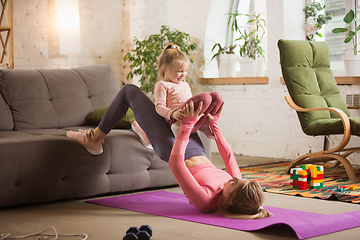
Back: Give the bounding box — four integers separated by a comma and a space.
278, 39, 360, 182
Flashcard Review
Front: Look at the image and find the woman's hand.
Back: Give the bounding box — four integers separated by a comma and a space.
183, 101, 203, 119
206, 102, 224, 123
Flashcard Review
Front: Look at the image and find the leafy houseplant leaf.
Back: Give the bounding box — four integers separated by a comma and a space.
345, 36, 353, 43
348, 31, 356, 37
332, 28, 348, 33
344, 9, 354, 24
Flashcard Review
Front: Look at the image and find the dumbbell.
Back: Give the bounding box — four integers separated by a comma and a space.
123, 225, 152, 240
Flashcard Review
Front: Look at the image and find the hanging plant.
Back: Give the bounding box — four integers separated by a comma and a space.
302, 2, 333, 41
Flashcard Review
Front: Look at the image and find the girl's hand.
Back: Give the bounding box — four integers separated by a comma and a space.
207, 102, 224, 123
171, 109, 186, 121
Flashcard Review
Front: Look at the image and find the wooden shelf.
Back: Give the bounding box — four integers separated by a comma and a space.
200, 76, 360, 85
280, 76, 360, 85
198, 77, 268, 85
335, 76, 360, 85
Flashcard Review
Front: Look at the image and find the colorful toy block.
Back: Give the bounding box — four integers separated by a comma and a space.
349, 185, 358, 191
290, 164, 324, 190
300, 164, 312, 172
308, 165, 324, 189
337, 187, 344, 192
290, 168, 307, 190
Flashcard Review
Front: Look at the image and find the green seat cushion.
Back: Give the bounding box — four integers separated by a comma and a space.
303, 117, 360, 136
86, 105, 135, 129
350, 117, 360, 136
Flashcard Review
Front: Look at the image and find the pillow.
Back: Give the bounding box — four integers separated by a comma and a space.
86, 105, 135, 129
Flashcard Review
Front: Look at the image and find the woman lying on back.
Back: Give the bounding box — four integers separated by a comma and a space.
168, 100, 272, 219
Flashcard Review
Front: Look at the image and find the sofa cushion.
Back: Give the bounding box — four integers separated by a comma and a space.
0, 64, 120, 130
86, 105, 135, 129
0, 93, 13, 130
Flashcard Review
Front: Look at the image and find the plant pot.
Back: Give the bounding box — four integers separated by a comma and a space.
343, 55, 360, 76
217, 54, 238, 78
238, 58, 264, 77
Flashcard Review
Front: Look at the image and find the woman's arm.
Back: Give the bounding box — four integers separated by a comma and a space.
168, 102, 212, 211
208, 105, 242, 179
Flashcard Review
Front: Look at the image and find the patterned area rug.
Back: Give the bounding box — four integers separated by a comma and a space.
240, 162, 360, 203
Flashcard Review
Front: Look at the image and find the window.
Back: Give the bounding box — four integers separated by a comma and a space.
231, 0, 267, 71
316, 0, 359, 72
203, 0, 268, 78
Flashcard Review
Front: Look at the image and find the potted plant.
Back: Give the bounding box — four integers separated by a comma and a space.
332, 9, 360, 76
210, 42, 237, 78
123, 25, 197, 93
235, 12, 266, 77
210, 12, 241, 78
302, 2, 333, 41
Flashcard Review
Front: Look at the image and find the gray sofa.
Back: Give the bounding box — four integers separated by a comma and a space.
0, 64, 191, 208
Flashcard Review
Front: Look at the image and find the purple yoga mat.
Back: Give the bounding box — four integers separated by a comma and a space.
87, 191, 360, 239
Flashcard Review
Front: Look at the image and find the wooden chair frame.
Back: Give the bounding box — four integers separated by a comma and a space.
285, 95, 360, 182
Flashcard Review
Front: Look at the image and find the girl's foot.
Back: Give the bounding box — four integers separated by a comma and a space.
171, 124, 180, 137
66, 129, 104, 155
131, 121, 153, 149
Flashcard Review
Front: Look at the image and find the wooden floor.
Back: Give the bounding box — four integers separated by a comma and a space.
1, 154, 360, 240
211, 153, 288, 169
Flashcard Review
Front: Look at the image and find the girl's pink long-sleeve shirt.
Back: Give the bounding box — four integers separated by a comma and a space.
154, 80, 192, 120
168, 115, 242, 213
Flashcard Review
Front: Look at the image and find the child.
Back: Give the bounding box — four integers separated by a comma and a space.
132, 43, 216, 148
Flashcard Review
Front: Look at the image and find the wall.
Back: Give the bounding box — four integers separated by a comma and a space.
13, 0, 124, 84
12, 0, 360, 164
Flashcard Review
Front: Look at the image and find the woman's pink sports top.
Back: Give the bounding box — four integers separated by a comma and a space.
168, 115, 242, 213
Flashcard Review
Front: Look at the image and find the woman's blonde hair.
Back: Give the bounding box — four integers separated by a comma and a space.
158, 43, 189, 80
220, 180, 272, 220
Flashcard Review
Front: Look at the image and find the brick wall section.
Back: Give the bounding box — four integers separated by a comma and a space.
13, 0, 124, 84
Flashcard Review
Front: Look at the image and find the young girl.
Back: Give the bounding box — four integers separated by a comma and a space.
132, 43, 216, 149
66, 84, 271, 219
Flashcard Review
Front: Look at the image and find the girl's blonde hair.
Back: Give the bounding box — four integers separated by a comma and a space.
158, 43, 189, 80
220, 180, 272, 220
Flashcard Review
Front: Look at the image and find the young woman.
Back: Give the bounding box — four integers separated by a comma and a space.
66, 84, 271, 219
169, 100, 271, 219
